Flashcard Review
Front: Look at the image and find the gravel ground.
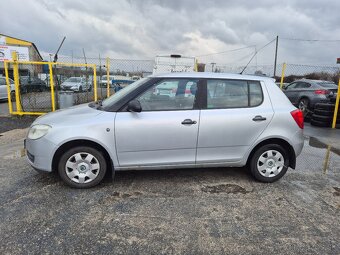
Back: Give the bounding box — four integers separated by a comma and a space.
0, 129, 339, 254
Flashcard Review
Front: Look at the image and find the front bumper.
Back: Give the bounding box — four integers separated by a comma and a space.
24, 137, 57, 172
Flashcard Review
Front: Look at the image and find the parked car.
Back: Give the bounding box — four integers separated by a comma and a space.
0, 76, 15, 101
20, 76, 47, 93
25, 72, 304, 188
99, 75, 114, 87
61, 77, 92, 92
283, 79, 338, 115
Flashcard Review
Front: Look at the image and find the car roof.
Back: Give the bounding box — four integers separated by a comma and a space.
151, 72, 275, 82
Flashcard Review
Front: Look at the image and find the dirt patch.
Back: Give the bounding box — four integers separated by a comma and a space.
201, 184, 250, 194
0, 116, 36, 133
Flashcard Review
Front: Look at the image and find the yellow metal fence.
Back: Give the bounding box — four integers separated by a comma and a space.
4, 56, 98, 116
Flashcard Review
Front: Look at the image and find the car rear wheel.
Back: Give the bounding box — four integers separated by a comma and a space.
250, 144, 289, 183
58, 146, 107, 188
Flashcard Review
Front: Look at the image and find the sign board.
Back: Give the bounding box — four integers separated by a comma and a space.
337, 58, 340, 64
0, 45, 30, 62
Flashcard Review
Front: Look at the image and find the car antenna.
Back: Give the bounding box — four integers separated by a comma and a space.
240, 50, 258, 75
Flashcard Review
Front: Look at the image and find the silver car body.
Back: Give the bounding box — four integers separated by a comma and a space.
25, 72, 304, 172
0, 77, 15, 100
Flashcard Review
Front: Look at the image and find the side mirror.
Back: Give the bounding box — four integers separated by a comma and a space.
127, 100, 142, 112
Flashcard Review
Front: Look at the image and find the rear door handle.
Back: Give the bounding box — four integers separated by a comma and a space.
252, 115, 266, 121
181, 119, 197, 125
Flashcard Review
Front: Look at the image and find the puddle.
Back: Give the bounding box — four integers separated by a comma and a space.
201, 184, 249, 194
309, 137, 340, 156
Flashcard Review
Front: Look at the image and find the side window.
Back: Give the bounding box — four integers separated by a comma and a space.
286, 82, 297, 90
136, 79, 198, 111
207, 79, 263, 109
249, 81, 263, 106
299, 82, 311, 88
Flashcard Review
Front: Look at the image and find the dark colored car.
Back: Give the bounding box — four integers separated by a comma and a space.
283, 79, 338, 115
20, 76, 47, 93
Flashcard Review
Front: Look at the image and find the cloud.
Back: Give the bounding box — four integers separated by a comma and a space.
1, 0, 340, 66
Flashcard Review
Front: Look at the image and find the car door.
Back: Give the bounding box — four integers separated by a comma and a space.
115, 78, 200, 167
196, 79, 274, 163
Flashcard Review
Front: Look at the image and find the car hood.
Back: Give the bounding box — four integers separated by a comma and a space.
33, 103, 102, 127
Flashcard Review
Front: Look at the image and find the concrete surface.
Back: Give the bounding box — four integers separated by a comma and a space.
0, 129, 339, 255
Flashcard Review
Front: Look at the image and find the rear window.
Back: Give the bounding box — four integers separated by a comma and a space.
207, 79, 263, 109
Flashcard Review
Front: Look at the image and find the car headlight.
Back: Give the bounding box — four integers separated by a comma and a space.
28, 124, 51, 140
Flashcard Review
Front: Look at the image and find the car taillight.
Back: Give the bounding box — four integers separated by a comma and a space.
314, 89, 329, 95
291, 109, 304, 129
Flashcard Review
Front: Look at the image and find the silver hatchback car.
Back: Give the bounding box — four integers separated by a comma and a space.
25, 73, 304, 188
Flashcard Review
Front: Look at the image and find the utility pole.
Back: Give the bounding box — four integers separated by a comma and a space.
274, 35, 278, 77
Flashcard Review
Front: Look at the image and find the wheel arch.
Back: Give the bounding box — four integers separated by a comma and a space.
52, 139, 113, 173
247, 138, 296, 169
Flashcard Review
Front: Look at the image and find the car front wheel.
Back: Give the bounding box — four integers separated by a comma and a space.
58, 146, 107, 188
250, 144, 289, 182
298, 98, 310, 116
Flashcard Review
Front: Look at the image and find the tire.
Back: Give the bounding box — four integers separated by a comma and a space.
314, 103, 335, 111
250, 144, 289, 183
298, 98, 310, 116
58, 146, 107, 188
88, 86, 92, 92
79, 86, 83, 93
310, 119, 331, 127
311, 114, 332, 123
314, 109, 333, 116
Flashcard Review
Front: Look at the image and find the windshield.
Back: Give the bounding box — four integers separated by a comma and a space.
101, 78, 149, 108
66, 77, 81, 83
317, 82, 337, 88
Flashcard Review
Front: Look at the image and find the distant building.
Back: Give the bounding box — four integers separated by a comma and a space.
0, 34, 43, 78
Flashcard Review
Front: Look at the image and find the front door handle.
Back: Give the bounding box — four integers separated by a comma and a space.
181, 119, 197, 125
252, 115, 266, 121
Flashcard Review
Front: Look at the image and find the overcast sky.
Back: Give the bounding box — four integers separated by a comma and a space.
2, 0, 340, 67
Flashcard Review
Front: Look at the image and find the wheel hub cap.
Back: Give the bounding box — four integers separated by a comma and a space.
65, 152, 100, 184
257, 149, 284, 178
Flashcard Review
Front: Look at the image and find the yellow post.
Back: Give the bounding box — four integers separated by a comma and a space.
93, 64, 97, 101
194, 59, 198, 72
48, 63, 56, 111
12, 52, 23, 113
106, 57, 110, 98
280, 63, 286, 90
331, 78, 340, 128
4, 61, 13, 114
